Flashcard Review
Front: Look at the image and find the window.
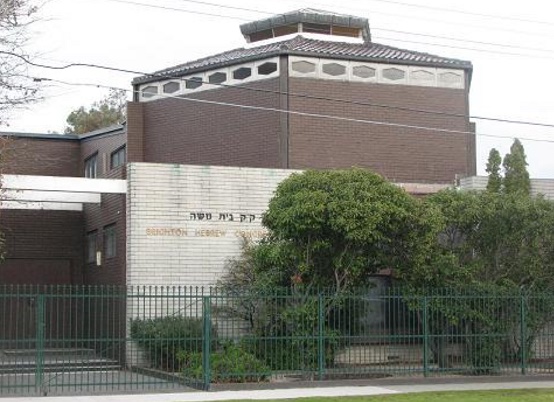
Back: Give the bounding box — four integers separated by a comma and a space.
382, 68, 405, 81
322, 63, 347, 77
185, 77, 203, 89
302, 23, 331, 35
111, 146, 126, 169
249, 29, 273, 42
292, 60, 316, 74
273, 24, 298, 37
104, 224, 117, 259
84, 153, 97, 178
141, 86, 158, 98
163, 81, 180, 94
208, 72, 227, 84
233, 67, 252, 80
331, 25, 360, 38
86, 231, 97, 264
353, 66, 376, 79
258, 62, 278, 76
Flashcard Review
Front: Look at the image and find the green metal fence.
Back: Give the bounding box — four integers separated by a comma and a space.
1, 285, 554, 396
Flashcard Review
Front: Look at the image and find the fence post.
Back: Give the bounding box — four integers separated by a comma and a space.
520, 292, 527, 375
202, 296, 211, 390
422, 295, 429, 377
35, 294, 46, 394
317, 294, 325, 381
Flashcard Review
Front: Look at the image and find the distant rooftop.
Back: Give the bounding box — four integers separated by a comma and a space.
0, 124, 125, 141
240, 8, 371, 44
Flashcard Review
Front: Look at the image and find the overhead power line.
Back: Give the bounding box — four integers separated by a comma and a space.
31, 76, 554, 145
174, 0, 554, 30
6, 50, 554, 130
372, 36, 554, 60
374, 28, 554, 55
279, 0, 554, 39
364, 0, 554, 27
106, 0, 250, 20
101, 0, 554, 56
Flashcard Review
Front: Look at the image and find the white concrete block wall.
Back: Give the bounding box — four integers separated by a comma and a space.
459, 176, 554, 199
126, 163, 297, 287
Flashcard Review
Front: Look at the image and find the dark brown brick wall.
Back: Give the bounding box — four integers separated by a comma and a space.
81, 131, 127, 285
80, 131, 127, 179
0, 136, 83, 285
1, 137, 80, 176
288, 78, 474, 183
133, 75, 473, 183
82, 194, 126, 285
0, 130, 127, 286
0, 210, 84, 284
126, 102, 144, 163
139, 79, 282, 168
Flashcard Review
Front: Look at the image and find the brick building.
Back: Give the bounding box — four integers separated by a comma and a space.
1, 9, 475, 287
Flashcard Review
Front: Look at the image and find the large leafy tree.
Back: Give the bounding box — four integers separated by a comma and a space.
0, 0, 40, 125
503, 138, 531, 196
408, 190, 554, 290
221, 168, 439, 296
64, 89, 127, 134
398, 189, 554, 370
261, 168, 439, 294
218, 168, 440, 371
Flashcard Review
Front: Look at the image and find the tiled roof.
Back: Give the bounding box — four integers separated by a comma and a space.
239, 8, 371, 42
133, 35, 472, 85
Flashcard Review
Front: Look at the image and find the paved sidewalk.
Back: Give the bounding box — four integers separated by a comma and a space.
3, 378, 554, 402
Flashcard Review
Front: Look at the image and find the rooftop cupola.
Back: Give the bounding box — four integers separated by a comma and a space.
240, 8, 371, 44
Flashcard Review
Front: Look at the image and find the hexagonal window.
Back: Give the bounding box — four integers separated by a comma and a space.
163, 81, 180, 94
141, 85, 158, 98
292, 61, 316, 74
439, 72, 462, 84
185, 77, 203, 89
353, 65, 376, 79
209, 72, 227, 84
322, 63, 346, 77
258, 62, 278, 75
411, 70, 434, 82
233, 67, 252, 80
382, 68, 405, 81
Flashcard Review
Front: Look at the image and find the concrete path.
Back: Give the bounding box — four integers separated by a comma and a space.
3, 379, 554, 402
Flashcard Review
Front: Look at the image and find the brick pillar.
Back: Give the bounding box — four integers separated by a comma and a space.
126, 102, 144, 163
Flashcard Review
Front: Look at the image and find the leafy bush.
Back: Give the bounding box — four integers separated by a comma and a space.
246, 298, 340, 371
468, 336, 502, 375
130, 316, 215, 371
178, 343, 270, 383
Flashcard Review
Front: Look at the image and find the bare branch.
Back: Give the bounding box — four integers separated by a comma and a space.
0, 0, 41, 125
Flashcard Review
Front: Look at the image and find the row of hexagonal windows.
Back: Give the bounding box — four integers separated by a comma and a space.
142, 61, 278, 98
292, 60, 461, 83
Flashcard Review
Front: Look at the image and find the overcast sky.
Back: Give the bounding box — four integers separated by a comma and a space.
6, 0, 554, 178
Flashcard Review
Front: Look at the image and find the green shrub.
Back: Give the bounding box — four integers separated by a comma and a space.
178, 343, 270, 383
130, 316, 215, 371
246, 300, 340, 371
468, 336, 502, 374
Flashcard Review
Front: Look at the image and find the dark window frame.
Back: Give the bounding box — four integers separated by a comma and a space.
104, 224, 117, 259
84, 153, 98, 178
110, 146, 126, 169
86, 230, 97, 264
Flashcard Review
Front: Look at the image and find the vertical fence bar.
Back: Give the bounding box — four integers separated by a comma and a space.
520, 292, 527, 375
202, 295, 211, 390
35, 293, 45, 394
422, 295, 429, 378
317, 294, 324, 381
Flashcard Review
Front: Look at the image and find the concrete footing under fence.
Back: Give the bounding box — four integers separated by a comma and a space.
3, 376, 554, 402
